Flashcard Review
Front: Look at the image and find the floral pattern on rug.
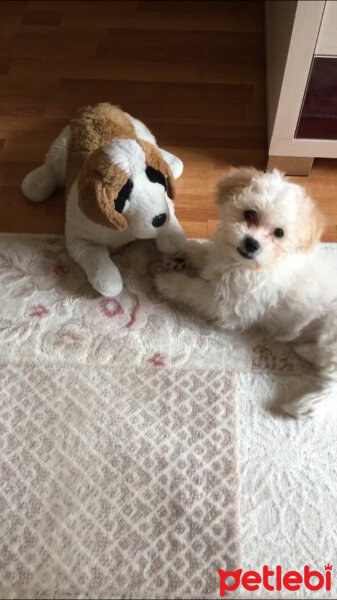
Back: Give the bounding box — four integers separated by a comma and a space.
0, 235, 309, 374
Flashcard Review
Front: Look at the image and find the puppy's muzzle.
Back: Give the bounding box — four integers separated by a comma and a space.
238, 235, 260, 259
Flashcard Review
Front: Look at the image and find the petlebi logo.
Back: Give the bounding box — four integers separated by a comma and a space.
218, 564, 333, 596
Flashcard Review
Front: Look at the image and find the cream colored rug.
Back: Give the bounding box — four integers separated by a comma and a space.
0, 235, 240, 600
1, 235, 337, 600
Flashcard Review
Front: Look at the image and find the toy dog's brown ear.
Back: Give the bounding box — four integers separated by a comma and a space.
165, 165, 176, 200
77, 150, 129, 230
138, 139, 176, 200
216, 167, 260, 204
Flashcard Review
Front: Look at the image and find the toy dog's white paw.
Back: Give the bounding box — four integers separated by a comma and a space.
21, 165, 57, 202
91, 270, 123, 297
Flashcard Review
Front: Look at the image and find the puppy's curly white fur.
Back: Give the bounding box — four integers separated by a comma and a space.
156, 167, 337, 419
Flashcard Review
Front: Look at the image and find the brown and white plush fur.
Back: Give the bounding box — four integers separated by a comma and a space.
156, 167, 337, 419
21, 103, 185, 297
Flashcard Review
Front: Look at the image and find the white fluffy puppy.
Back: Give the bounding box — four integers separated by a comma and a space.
156, 167, 337, 419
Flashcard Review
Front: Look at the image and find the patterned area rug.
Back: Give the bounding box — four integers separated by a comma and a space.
0, 235, 240, 600
1, 235, 337, 600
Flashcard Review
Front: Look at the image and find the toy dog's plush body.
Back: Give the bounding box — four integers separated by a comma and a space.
22, 103, 185, 296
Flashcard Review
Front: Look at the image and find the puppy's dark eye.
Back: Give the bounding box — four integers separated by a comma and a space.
115, 179, 133, 213
244, 209, 258, 224
274, 228, 284, 238
145, 166, 167, 189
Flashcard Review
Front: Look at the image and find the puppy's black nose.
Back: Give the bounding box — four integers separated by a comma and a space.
244, 236, 260, 254
152, 213, 167, 228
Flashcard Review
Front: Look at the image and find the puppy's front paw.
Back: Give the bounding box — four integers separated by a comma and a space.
156, 232, 186, 254
162, 254, 187, 272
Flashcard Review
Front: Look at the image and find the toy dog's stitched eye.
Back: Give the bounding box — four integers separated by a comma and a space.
115, 179, 133, 213
244, 209, 258, 224
146, 166, 167, 189
274, 228, 284, 238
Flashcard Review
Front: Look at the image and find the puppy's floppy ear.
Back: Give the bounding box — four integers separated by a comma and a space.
216, 167, 260, 204
138, 139, 176, 200
298, 195, 326, 253
77, 149, 129, 230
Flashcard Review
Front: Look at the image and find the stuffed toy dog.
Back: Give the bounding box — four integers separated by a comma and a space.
21, 103, 186, 296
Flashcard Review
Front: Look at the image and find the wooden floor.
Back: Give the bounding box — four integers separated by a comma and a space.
0, 0, 336, 241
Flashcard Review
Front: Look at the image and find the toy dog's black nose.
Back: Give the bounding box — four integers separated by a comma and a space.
244, 236, 260, 254
152, 213, 167, 228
